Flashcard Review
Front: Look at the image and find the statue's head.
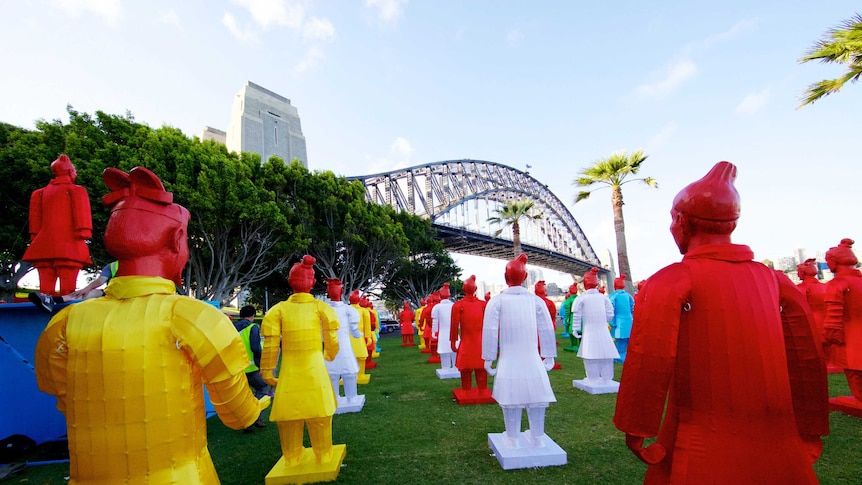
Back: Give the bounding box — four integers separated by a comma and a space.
504, 253, 528, 287
287, 255, 316, 293
349, 289, 361, 305
826, 238, 858, 272
671, 161, 740, 254
614, 274, 627, 290
326, 277, 343, 301
796, 259, 818, 279
360, 296, 372, 309
403, 300, 411, 310
430, 292, 441, 304
102, 166, 190, 285
439, 282, 451, 299
50, 154, 77, 180
583, 267, 599, 290
420, 297, 427, 306
535, 280, 547, 297
463, 275, 477, 296
568, 282, 579, 295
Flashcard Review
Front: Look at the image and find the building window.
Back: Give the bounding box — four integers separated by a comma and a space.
274, 127, 278, 146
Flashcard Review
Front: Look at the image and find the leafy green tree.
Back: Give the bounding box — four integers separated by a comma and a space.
0, 122, 60, 298
798, 13, 862, 107
380, 212, 461, 308
179, 151, 303, 303
0, 108, 302, 303
573, 149, 657, 292
282, 164, 410, 296
487, 199, 542, 257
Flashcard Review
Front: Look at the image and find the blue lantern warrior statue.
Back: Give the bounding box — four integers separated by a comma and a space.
608, 274, 635, 363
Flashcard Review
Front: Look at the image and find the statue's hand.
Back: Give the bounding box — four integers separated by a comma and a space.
825, 328, 845, 345
625, 434, 666, 465
262, 370, 278, 387
543, 357, 555, 372
484, 360, 497, 377
258, 395, 272, 410
451, 342, 458, 353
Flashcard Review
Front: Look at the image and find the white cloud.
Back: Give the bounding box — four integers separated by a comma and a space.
699, 18, 758, 50
232, 0, 303, 29
646, 122, 677, 151
159, 8, 180, 27
303, 16, 336, 42
225, 0, 336, 70
222, 13, 257, 42
50, 0, 120, 25
390, 137, 413, 159
635, 58, 697, 98
506, 28, 523, 46
632, 19, 755, 101
735, 89, 770, 115
361, 137, 414, 174
365, 0, 407, 24
295, 46, 325, 74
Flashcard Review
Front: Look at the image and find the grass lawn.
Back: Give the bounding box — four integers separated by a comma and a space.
15, 331, 862, 484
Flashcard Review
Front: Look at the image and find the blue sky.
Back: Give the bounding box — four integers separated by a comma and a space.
2, 0, 860, 287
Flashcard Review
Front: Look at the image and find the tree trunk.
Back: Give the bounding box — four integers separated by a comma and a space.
611, 186, 635, 293
512, 222, 522, 256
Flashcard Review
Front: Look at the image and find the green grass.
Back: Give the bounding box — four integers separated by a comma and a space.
15, 333, 862, 484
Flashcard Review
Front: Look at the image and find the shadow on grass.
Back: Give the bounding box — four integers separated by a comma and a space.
15, 330, 862, 484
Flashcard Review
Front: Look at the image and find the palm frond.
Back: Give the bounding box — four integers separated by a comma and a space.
642, 177, 658, 188
798, 13, 862, 107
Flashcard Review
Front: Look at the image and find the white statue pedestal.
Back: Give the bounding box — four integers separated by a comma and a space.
487, 432, 567, 470
334, 395, 365, 414
436, 368, 460, 379
572, 378, 619, 395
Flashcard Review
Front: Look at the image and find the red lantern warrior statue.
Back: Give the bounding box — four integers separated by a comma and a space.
535, 280, 562, 370
423, 292, 441, 364
824, 238, 862, 416
399, 301, 416, 346
360, 296, 378, 369
348, 290, 373, 384
614, 162, 829, 484
450, 275, 494, 404
797, 258, 838, 372
23, 154, 92, 295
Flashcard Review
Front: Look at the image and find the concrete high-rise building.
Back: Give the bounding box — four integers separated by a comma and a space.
223, 81, 308, 167
201, 126, 226, 144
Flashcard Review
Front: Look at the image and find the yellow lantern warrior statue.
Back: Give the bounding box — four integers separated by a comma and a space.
35, 167, 269, 484
261, 255, 346, 482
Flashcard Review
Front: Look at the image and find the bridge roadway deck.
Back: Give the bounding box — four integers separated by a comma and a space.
434, 224, 605, 277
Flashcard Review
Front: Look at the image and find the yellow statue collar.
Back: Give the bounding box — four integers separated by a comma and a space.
287, 292, 316, 303
104, 276, 177, 300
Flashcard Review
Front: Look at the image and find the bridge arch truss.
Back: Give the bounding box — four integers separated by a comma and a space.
348, 159, 601, 275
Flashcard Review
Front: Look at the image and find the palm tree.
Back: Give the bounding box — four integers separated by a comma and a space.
798, 13, 862, 108
573, 150, 657, 292
487, 199, 542, 257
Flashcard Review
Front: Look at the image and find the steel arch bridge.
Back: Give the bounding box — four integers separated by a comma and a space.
347, 159, 603, 276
